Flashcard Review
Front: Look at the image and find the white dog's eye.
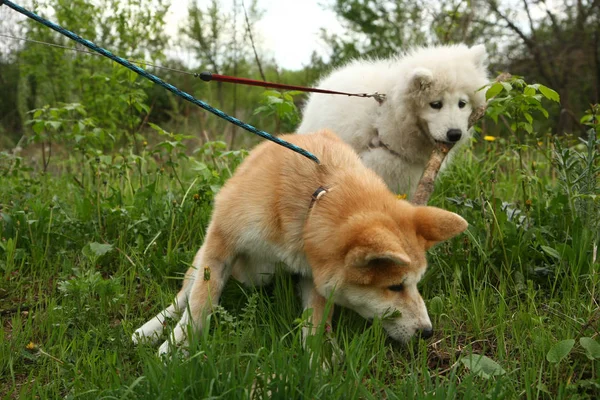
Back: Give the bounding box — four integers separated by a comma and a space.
388, 284, 405, 292
458, 100, 467, 108
429, 101, 443, 109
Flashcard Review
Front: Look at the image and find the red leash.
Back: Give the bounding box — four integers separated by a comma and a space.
198, 71, 386, 103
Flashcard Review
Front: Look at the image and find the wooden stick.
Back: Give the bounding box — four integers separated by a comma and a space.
412, 142, 454, 205
412, 73, 511, 206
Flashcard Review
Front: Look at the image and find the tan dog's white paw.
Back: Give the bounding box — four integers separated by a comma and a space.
132, 319, 166, 345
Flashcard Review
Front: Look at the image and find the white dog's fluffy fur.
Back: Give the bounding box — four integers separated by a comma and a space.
297, 44, 489, 196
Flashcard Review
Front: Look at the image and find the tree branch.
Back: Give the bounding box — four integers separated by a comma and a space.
486, 0, 557, 87
242, 0, 266, 81
539, 0, 562, 39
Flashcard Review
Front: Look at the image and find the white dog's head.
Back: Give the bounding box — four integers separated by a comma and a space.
403, 44, 489, 145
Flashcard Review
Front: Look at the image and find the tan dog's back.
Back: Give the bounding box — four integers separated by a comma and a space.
212, 129, 368, 263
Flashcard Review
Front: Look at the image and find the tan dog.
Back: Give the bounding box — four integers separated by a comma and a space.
132, 130, 468, 355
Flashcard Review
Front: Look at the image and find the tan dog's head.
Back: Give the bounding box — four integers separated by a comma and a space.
308, 202, 467, 342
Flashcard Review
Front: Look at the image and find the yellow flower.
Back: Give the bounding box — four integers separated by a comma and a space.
396, 194, 407, 200
483, 135, 497, 142
26, 341, 37, 350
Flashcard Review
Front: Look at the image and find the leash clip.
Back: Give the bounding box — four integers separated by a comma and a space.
308, 186, 330, 210
371, 92, 386, 105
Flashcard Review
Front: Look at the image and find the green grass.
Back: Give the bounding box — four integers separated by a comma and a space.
0, 135, 598, 399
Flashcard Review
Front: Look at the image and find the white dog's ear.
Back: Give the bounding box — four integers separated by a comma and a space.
413, 206, 468, 250
409, 67, 433, 91
470, 44, 488, 70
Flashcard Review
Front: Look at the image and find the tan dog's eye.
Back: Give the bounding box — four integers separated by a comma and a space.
429, 101, 443, 109
388, 284, 405, 292
458, 100, 467, 108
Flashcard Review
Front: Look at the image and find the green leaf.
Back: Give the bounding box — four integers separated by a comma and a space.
580, 337, 600, 360
32, 121, 45, 135
82, 242, 114, 260
428, 296, 444, 315
541, 245, 561, 260
460, 354, 506, 379
46, 121, 62, 131
524, 86, 537, 96
485, 83, 504, 100
538, 85, 560, 102
500, 82, 513, 93
546, 339, 574, 363
148, 122, 168, 135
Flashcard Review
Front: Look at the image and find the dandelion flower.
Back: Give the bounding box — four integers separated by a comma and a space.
396, 194, 407, 200
484, 135, 497, 142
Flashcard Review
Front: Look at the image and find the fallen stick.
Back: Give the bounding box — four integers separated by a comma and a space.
411, 141, 454, 206
412, 73, 511, 206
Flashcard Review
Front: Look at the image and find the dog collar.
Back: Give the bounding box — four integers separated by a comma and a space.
308, 186, 330, 210
368, 132, 404, 159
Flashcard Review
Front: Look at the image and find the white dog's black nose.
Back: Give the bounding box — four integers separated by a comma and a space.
446, 129, 462, 142
418, 327, 434, 340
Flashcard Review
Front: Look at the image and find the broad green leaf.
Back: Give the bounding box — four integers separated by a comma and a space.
524, 86, 537, 96
32, 121, 45, 135
519, 122, 533, 134
428, 296, 444, 315
485, 83, 504, 100
541, 245, 561, 260
46, 121, 62, 131
460, 354, 506, 379
89, 242, 114, 257
546, 339, 574, 363
82, 242, 114, 260
538, 85, 560, 102
500, 82, 513, 92
252, 105, 271, 115
580, 337, 600, 360
262, 90, 282, 97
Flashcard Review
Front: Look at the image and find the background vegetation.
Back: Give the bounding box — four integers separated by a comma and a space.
0, 0, 598, 398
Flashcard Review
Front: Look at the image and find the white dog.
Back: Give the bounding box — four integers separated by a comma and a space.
297, 44, 489, 196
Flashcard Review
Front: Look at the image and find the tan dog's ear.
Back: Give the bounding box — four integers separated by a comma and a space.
413, 207, 468, 249
344, 227, 411, 268
348, 249, 411, 268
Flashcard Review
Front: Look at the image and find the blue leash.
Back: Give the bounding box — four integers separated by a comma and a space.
0, 0, 320, 165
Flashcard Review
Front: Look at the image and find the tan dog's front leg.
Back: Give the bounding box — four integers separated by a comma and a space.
299, 277, 333, 340
299, 278, 343, 366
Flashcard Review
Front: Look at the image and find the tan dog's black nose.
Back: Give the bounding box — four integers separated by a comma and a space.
418, 327, 434, 339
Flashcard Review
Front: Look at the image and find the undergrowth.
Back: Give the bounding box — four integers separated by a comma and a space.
0, 90, 599, 399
